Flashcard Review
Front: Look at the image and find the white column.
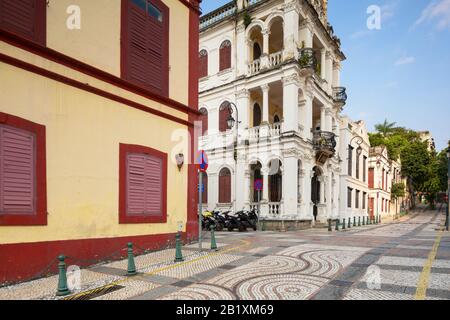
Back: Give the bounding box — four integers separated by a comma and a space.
209, 172, 219, 208
235, 153, 247, 210
300, 161, 313, 220
236, 89, 250, 140
320, 49, 326, 79
319, 176, 325, 205
283, 152, 299, 217
262, 167, 269, 202
326, 51, 333, 92
299, 19, 313, 48
327, 168, 333, 219
320, 106, 326, 131
283, 2, 299, 60
261, 84, 270, 124
282, 74, 299, 133
325, 109, 333, 132
261, 30, 270, 69
236, 24, 247, 77
303, 89, 314, 140
333, 61, 341, 88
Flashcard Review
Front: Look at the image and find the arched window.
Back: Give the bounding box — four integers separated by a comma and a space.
253, 103, 261, 127
253, 42, 261, 60
199, 108, 208, 136
219, 102, 231, 133
274, 115, 280, 123
199, 50, 208, 78
219, 168, 231, 203
219, 40, 232, 71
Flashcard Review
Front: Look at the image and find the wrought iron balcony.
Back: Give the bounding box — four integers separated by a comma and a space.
313, 131, 337, 164
333, 87, 347, 105
298, 48, 317, 71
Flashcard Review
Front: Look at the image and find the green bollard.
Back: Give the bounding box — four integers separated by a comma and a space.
210, 225, 218, 251
379, 215, 382, 224
358, 216, 361, 227
368, 216, 372, 225
127, 243, 137, 276
342, 218, 346, 230
328, 219, 332, 232
353, 217, 356, 227
174, 232, 184, 262
56, 255, 70, 296
348, 218, 352, 229
335, 219, 340, 231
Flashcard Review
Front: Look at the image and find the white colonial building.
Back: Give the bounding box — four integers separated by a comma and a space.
197, 0, 361, 229
338, 117, 371, 223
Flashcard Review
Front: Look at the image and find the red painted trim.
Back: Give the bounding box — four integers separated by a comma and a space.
0, 53, 194, 128
0, 30, 201, 116
0, 232, 188, 285
121, 0, 169, 97
119, 144, 168, 224
185, 4, 200, 239
0, 112, 47, 226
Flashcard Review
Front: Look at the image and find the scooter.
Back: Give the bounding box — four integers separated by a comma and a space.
236, 209, 258, 231
224, 211, 245, 232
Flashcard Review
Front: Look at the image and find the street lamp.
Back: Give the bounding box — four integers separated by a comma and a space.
220, 101, 240, 213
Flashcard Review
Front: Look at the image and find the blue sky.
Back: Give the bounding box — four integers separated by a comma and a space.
201, 0, 450, 151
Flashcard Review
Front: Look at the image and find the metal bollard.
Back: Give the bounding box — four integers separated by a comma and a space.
353, 217, 356, 227
56, 255, 70, 296
210, 225, 218, 251
358, 216, 361, 226
335, 219, 340, 231
328, 219, 332, 232
348, 218, 352, 229
175, 232, 184, 262
127, 243, 137, 276
362, 216, 366, 226
342, 218, 346, 230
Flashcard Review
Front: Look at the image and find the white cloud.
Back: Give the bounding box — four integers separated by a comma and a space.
414, 0, 450, 30
395, 56, 415, 66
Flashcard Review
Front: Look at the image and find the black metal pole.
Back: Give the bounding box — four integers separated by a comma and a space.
446, 145, 449, 231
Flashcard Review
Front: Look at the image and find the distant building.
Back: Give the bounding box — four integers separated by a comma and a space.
418, 131, 436, 152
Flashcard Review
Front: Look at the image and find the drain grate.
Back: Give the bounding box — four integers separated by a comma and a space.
63, 284, 125, 300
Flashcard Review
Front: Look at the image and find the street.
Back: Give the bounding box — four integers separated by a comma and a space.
1, 205, 449, 300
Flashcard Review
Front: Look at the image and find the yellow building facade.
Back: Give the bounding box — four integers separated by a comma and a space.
0, 0, 201, 284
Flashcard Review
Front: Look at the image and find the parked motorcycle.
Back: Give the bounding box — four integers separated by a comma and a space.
236, 208, 258, 231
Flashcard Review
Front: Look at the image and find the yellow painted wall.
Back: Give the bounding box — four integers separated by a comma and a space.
47, 0, 189, 105
0, 61, 189, 245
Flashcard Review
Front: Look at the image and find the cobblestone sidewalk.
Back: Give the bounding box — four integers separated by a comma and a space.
1, 206, 449, 300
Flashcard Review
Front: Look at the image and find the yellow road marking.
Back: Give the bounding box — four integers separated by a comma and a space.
414, 230, 443, 300
63, 239, 252, 300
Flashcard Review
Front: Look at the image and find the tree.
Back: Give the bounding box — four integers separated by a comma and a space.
375, 119, 397, 137
391, 182, 406, 200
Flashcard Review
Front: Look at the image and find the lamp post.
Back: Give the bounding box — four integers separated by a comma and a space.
222, 101, 240, 213
446, 143, 449, 231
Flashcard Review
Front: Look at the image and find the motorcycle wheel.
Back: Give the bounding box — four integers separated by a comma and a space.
227, 226, 234, 232
238, 225, 246, 232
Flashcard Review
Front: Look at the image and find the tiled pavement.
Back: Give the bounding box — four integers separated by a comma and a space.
1, 206, 449, 300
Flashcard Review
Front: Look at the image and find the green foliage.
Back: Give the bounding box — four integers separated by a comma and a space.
437, 149, 449, 192
243, 11, 252, 28
391, 182, 406, 199
374, 119, 397, 137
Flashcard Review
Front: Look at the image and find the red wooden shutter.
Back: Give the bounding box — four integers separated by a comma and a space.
126, 152, 162, 216
0, 125, 36, 215
219, 103, 230, 133
199, 50, 208, 78
219, 169, 231, 203
368, 168, 374, 188
219, 41, 231, 71
124, 0, 169, 96
0, 0, 46, 44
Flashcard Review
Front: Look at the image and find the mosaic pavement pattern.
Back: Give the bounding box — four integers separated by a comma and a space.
1, 206, 449, 300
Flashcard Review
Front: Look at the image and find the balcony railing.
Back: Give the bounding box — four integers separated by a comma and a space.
248, 59, 261, 75
268, 51, 283, 68
333, 87, 347, 105
313, 131, 337, 164
200, 3, 236, 31
298, 48, 317, 71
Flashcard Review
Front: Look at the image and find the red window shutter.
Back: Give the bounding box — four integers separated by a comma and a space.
219, 104, 230, 133
368, 168, 374, 188
199, 50, 208, 78
0, 0, 46, 44
124, 0, 169, 96
219, 41, 231, 71
126, 152, 163, 216
219, 169, 231, 203
0, 125, 36, 215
